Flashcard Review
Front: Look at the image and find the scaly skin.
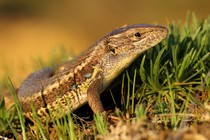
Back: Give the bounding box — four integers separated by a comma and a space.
18, 24, 168, 122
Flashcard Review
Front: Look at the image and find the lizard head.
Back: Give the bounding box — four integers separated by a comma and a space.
106, 24, 168, 55
102, 24, 168, 87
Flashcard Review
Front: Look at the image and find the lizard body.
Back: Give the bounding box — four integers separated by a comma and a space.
18, 24, 168, 122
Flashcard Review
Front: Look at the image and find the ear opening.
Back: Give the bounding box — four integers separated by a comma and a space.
109, 45, 116, 54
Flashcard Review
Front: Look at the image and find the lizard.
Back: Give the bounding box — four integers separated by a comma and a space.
18, 24, 168, 123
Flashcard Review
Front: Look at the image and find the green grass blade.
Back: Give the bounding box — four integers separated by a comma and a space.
6, 78, 27, 140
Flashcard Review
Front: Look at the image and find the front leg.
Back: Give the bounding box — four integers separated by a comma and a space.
87, 78, 105, 113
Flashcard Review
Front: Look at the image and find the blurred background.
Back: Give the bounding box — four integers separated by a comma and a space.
0, 0, 209, 85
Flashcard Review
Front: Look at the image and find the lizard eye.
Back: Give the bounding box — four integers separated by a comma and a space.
134, 32, 141, 37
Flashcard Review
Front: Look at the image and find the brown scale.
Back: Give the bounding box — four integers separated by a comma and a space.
22, 101, 32, 113
74, 59, 98, 85
38, 108, 48, 117
35, 95, 47, 110
43, 90, 58, 104
59, 97, 68, 106
61, 80, 72, 94
22, 94, 46, 113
